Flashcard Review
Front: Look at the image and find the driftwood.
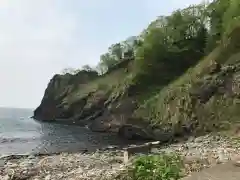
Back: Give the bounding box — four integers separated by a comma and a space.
123, 141, 160, 163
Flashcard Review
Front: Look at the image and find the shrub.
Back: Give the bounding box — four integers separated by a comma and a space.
124, 153, 183, 180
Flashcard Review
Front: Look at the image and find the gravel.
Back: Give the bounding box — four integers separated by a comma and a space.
154, 134, 240, 174
1, 134, 239, 180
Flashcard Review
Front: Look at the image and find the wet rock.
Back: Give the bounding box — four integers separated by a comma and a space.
152, 129, 174, 142
88, 120, 111, 132
118, 125, 153, 140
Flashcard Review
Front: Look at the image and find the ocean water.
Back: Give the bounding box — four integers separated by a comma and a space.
0, 107, 133, 156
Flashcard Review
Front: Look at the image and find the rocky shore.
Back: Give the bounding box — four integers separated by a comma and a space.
1, 134, 240, 180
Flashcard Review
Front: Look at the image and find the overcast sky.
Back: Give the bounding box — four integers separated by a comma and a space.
0, 0, 204, 109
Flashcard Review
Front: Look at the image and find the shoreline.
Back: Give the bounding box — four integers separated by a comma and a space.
1, 134, 240, 180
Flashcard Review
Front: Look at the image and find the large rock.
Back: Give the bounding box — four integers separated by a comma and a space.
152, 129, 174, 142
118, 124, 154, 140
33, 71, 98, 121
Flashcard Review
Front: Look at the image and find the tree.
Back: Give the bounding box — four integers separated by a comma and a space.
222, 0, 240, 37
207, 0, 230, 44
98, 53, 118, 73
108, 43, 123, 61
81, 65, 93, 72
132, 4, 208, 88
61, 67, 79, 75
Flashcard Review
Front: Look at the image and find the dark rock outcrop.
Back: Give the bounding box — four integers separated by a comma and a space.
118, 124, 153, 140
33, 71, 98, 121
32, 58, 160, 141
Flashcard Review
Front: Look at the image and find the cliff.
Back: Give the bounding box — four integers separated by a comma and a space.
33, 58, 154, 139
33, 70, 99, 121
134, 27, 240, 136
34, 0, 240, 140
34, 29, 240, 141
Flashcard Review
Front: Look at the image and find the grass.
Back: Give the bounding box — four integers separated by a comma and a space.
62, 66, 129, 105
133, 30, 240, 134
117, 153, 183, 180
134, 47, 222, 124
47, 26, 240, 136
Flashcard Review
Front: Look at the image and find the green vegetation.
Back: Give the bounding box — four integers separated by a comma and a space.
54, 0, 240, 130
117, 153, 183, 180
63, 66, 128, 105
132, 0, 240, 134
131, 4, 207, 92
36, 0, 240, 178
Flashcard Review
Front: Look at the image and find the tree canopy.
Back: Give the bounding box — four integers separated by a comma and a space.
62, 0, 240, 83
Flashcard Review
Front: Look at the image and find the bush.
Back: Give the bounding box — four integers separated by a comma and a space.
123, 153, 183, 180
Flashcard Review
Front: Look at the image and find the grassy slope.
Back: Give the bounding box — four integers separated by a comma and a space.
134, 28, 240, 134
41, 27, 240, 136
61, 62, 131, 108
63, 28, 240, 134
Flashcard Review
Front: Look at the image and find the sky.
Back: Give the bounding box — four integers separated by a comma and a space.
0, 0, 204, 109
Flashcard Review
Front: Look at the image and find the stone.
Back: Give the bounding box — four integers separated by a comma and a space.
28, 155, 35, 159
118, 125, 153, 140
45, 174, 51, 180
183, 155, 208, 165
2, 175, 10, 180
194, 137, 203, 143
234, 160, 240, 167
88, 120, 111, 132
217, 149, 230, 164
152, 129, 173, 142
0, 159, 5, 167
187, 136, 195, 142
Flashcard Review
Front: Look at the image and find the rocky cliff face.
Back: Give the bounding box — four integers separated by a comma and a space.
33, 59, 156, 140
33, 70, 98, 121
134, 30, 240, 137
34, 31, 240, 141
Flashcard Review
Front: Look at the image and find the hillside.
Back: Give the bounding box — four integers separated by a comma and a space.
135, 27, 240, 136
34, 0, 240, 140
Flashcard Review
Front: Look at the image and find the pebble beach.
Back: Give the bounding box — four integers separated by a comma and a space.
1, 134, 240, 180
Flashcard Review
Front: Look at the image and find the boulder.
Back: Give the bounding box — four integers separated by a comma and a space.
33, 71, 98, 121
118, 125, 154, 140
88, 121, 111, 132
152, 129, 174, 142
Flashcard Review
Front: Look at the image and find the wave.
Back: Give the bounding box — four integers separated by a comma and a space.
0, 136, 40, 144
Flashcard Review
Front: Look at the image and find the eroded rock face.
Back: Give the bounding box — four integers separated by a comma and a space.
33, 71, 98, 121
34, 70, 160, 141
118, 125, 154, 140
181, 62, 240, 133
33, 60, 144, 134
33, 75, 71, 120
33, 61, 240, 142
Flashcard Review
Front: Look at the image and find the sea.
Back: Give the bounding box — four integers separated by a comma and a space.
0, 107, 133, 156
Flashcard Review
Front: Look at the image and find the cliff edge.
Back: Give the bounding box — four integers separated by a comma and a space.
34, 1, 240, 140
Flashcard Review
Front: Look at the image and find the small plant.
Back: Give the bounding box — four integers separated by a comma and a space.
124, 153, 183, 180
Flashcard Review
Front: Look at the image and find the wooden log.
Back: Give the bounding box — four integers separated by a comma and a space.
123, 141, 160, 163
